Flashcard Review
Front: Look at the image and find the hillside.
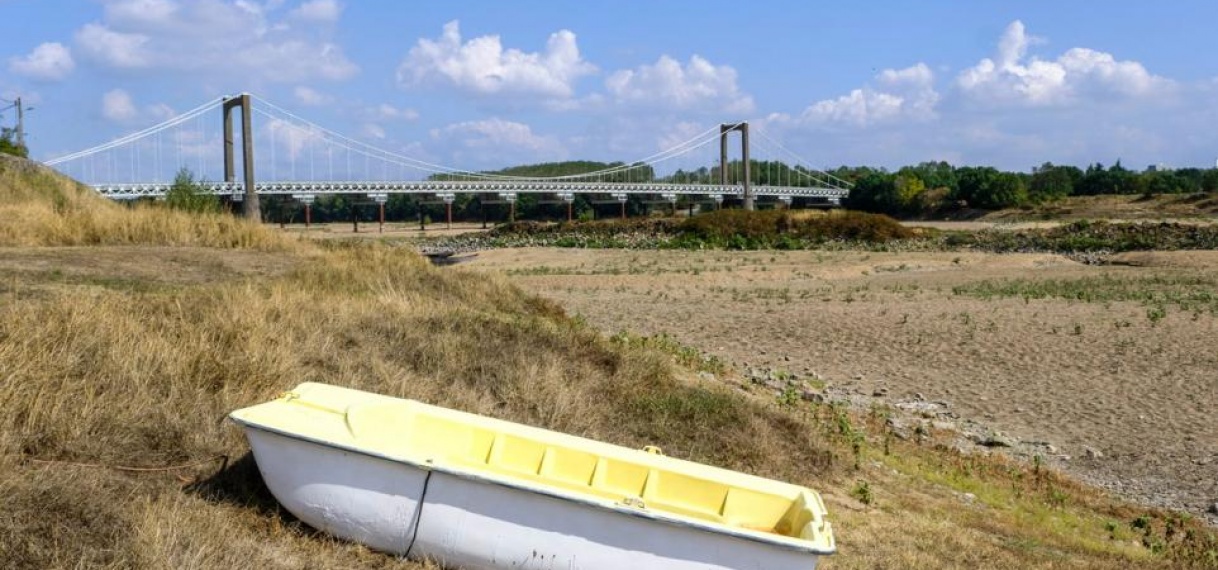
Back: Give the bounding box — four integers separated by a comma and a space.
0, 154, 1213, 569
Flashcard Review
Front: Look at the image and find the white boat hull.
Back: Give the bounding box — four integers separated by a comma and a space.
414, 470, 821, 570
243, 427, 428, 555
242, 426, 823, 569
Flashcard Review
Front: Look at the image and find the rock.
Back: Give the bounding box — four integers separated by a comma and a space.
1208, 503, 1218, 516
913, 392, 926, 402
800, 390, 824, 403
931, 420, 957, 432
961, 492, 976, 504
979, 431, 1015, 448
1084, 446, 1104, 460
872, 387, 889, 397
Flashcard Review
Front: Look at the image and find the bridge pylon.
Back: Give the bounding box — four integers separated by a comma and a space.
223, 93, 260, 220
719, 122, 752, 211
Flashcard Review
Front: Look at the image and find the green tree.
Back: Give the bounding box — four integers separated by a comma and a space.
0, 127, 28, 158
164, 167, 220, 213
1202, 169, 1218, 193
844, 171, 901, 214
1029, 163, 1075, 203
894, 173, 926, 212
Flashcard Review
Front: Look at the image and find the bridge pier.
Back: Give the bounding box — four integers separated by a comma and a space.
222, 94, 260, 221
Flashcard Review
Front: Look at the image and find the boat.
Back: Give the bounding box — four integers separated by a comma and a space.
229, 382, 836, 569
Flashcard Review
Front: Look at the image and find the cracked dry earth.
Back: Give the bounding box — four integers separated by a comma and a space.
468, 247, 1218, 524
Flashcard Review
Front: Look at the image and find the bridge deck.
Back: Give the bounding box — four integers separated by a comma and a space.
90, 180, 849, 201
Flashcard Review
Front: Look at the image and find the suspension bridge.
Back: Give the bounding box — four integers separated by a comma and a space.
45, 93, 851, 221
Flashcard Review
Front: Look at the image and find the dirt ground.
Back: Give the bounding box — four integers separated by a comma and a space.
468, 247, 1218, 523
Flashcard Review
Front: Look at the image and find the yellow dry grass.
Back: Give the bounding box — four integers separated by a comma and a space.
0, 154, 1213, 569
0, 155, 296, 250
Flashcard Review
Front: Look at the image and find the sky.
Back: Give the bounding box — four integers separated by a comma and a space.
4, 0, 1218, 177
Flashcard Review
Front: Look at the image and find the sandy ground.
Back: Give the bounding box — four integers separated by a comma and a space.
468, 247, 1218, 522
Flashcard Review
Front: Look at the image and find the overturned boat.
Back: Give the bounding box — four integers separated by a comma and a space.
230, 382, 835, 569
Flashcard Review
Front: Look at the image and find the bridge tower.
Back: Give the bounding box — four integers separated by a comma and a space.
719, 122, 752, 210
223, 94, 260, 220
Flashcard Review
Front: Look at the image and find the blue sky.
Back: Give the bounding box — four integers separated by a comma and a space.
4, 0, 1218, 178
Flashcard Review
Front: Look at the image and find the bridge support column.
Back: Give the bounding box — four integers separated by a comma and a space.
223, 94, 260, 220
720, 122, 752, 211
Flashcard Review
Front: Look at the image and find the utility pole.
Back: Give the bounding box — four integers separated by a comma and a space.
1, 96, 30, 153
15, 97, 25, 149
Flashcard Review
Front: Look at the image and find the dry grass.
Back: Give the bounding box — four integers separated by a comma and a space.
1, 156, 1214, 569
0, 154, 295, 250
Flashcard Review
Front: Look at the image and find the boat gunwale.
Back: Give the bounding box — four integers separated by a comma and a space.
230, 416, 836, 555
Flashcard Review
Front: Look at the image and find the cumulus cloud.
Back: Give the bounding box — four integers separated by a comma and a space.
289, 0, 341, 23
429, 118, 567, 168
957, 20, 1169, 106
799, 63, 938, 127
101, 88, 175, 123
293, 86, 330, 106
605, 55, 754, 114
8, 42, 76, 81
397, 20, 596, 100
102, 89, 139, 122
72, 0, 357, 83
265, 116, 323, 160
361, 123, 386, 140
372, 103, 418, 121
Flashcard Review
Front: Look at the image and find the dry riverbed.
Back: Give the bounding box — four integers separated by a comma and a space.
468, 247, 1218, 524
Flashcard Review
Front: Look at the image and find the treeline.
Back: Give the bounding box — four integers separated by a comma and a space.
835, 161, 1218, 216
161, 158, 1218, 224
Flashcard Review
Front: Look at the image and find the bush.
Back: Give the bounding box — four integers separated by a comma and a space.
679, 209, 913, 246
164, 168, 220, 214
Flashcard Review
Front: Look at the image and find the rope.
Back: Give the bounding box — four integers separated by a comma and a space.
23, 454, 230, 474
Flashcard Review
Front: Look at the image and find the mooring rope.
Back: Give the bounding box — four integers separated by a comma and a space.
22, 454, 229, 474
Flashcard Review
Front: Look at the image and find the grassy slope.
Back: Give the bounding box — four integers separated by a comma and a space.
0, 154, 1213, 569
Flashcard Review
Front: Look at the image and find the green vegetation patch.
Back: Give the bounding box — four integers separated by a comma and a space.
952, 273, 1218, 314
949, 220, 1218, 253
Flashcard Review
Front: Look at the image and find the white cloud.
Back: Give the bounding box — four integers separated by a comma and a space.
656, 121, 709, 154
265, 116, 323, 160
605, 55, 754, 115
957, 20, 1169, 106
397, 20, 596, 100
373, 103, 418, 121
102, 89, 139, 122
798, 63, 938, 127
72, 0, 357, 83
290, 0, 341, 23
101, 88, 177, 124
293, 86, 330, 106
75, 24, 152, 69
8, 42, 76, 81
429, 118, 567, 168
361, 123, 386, 140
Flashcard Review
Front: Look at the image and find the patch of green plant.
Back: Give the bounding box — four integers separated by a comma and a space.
852, 479, 874, 505
609, 331, 727, 375
952, 273, 1218, 315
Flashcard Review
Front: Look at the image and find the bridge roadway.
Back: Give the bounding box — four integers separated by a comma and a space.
90, 180, 848, 203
